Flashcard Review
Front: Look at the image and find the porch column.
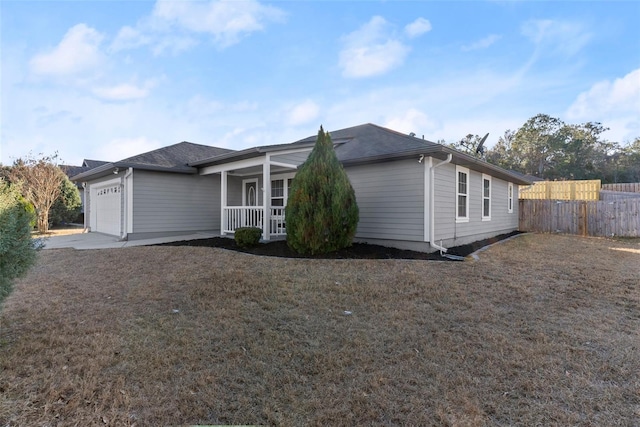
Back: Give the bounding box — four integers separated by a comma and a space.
220, 170, 227, 235
262, 155, 271, 241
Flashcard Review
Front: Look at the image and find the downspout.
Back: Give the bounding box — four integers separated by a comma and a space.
121, 167, 133, 240
430, 154, 452, 253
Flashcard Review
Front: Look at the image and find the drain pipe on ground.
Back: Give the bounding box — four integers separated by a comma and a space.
430, 154, 452, 253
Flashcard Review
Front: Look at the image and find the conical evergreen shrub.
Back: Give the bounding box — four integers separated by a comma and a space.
285, 126, 359, 255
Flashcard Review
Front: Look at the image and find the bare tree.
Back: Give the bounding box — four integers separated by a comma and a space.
9, 153, 65, 234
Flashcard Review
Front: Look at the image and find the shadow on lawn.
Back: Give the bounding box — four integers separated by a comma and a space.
155, 231, 523, 261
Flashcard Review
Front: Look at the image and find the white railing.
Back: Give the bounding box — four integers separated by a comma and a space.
270, 207, 286, 236
223, 207, 264, 234
222, 206, 287, 237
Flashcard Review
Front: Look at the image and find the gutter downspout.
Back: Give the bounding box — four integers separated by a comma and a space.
430, 154, 452, 253
121, 167, 133, 240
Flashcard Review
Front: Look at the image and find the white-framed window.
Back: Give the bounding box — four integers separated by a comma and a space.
482, 174, 491, 221
270, 173, 295, 207
508, 183, 514, 213
456, 166, 469, 222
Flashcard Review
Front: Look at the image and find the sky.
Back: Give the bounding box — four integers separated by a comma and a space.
1, 0, 639, 166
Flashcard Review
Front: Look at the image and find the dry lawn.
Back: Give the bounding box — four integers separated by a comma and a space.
1, 233, 638, 426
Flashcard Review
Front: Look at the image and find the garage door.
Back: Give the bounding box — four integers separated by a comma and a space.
93, 182, 122, 236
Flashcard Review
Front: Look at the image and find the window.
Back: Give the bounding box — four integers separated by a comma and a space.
270, 174, 295, 208
271, 179, 285, 206
508, 183, 514, 213
456, 166, 469, 222
482, 174, 491, 220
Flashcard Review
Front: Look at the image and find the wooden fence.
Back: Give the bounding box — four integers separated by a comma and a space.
519, 199, 640, 237
519, 180, 600, 201
600, 190, 640, 202
601, 182, 640, 193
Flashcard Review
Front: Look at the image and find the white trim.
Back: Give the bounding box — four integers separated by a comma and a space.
262, 155, 271, 241
455, 166, 470, 223
482, 173, 491, 221
269, 160, 298, 170
199, 156, 266, 175
125, 168, 134, 235
220, 170, 227, 235
423, 157, 430, 242
508, 182, 514, 213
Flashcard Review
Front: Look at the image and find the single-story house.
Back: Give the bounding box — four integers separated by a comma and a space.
61, 159, 110, 218
71, 123, 531, 252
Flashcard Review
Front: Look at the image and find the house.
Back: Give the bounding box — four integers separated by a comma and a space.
61, 159, 110, 221
71, 124, 531, 252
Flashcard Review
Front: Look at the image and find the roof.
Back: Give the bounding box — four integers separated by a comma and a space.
192, 123, 532, 185
61, 159, 110, 179
70, 142, 234, 181
71, 124, 531, 185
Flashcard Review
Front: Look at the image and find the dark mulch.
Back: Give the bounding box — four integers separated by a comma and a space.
154, 231, 522, 260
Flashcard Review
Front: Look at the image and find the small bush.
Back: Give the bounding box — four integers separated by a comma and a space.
234, 227, 262, 248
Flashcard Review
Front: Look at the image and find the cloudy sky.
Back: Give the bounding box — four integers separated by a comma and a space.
1, 0, 639, 166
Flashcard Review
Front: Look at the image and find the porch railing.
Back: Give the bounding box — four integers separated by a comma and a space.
222, 206, 287, 237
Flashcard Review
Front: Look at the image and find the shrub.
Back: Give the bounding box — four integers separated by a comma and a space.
50, 175, 82, 225
285, 126, 359, 255
0, 180, 41, 305
234, 227, 262, 248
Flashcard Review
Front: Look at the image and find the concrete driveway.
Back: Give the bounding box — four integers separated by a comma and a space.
41, 231, 219, 250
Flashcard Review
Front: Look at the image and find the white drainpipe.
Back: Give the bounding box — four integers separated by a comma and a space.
121, 167, 133, 240
430, 154, 452, 253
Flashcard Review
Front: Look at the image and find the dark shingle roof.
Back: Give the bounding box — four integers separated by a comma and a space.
119, 142, 232, 170
70, 142, 234, 181
294, 123, 441, 164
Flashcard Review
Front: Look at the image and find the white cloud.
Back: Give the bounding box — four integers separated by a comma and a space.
339, 16, 411, 78
462, 34, 501, 51
111, 0, 286, 53
521, 19, 591, 57
30, 24, 105, 76
287, 100, 320, 126
567, 68, 640, 119
404, 17, 431, 38
384, 109, 438, 135
566, 68, 640, 142
92, 81, 156, 101
95, 136, 162, 161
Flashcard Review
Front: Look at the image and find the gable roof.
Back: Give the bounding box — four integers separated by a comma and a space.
70, 142, 234, 181
192, 123, 532, 185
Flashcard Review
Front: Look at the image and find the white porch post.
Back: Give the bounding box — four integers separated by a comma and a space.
262, 155, 271, 241
221, 170, 227, 235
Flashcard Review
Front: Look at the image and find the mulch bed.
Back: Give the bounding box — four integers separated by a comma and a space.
155, 231, 522, 260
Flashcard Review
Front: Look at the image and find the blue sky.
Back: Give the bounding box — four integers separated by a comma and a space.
1, 0, 639, 166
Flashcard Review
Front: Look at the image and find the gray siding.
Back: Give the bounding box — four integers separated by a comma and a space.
433, 163, 519, 247
132, 171, 220, 234
346, 159, 424, 242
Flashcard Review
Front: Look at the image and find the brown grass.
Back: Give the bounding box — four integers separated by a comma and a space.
1, 234, 639, 426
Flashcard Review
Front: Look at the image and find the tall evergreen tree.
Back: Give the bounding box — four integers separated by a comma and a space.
285, 126, 359, 255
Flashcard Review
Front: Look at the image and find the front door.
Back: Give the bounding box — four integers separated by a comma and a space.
243, 179, 259, 228
244, 180, 257, 206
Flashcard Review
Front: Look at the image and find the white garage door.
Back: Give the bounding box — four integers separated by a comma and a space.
93, 182, 122, 236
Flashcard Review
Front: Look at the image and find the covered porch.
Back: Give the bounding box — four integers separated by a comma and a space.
197, 145, 313, 240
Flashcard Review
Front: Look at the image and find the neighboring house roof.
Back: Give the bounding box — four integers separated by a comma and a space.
61, 159, 110, 180
192, 123, 532, 185
70, 142, 234, 181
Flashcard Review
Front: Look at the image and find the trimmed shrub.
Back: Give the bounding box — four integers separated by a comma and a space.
0, 180, 40, 305
234, 227, 262, 248
285, 126, 359, 255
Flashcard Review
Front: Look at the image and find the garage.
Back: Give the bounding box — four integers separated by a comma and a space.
90, 179, 122, 236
